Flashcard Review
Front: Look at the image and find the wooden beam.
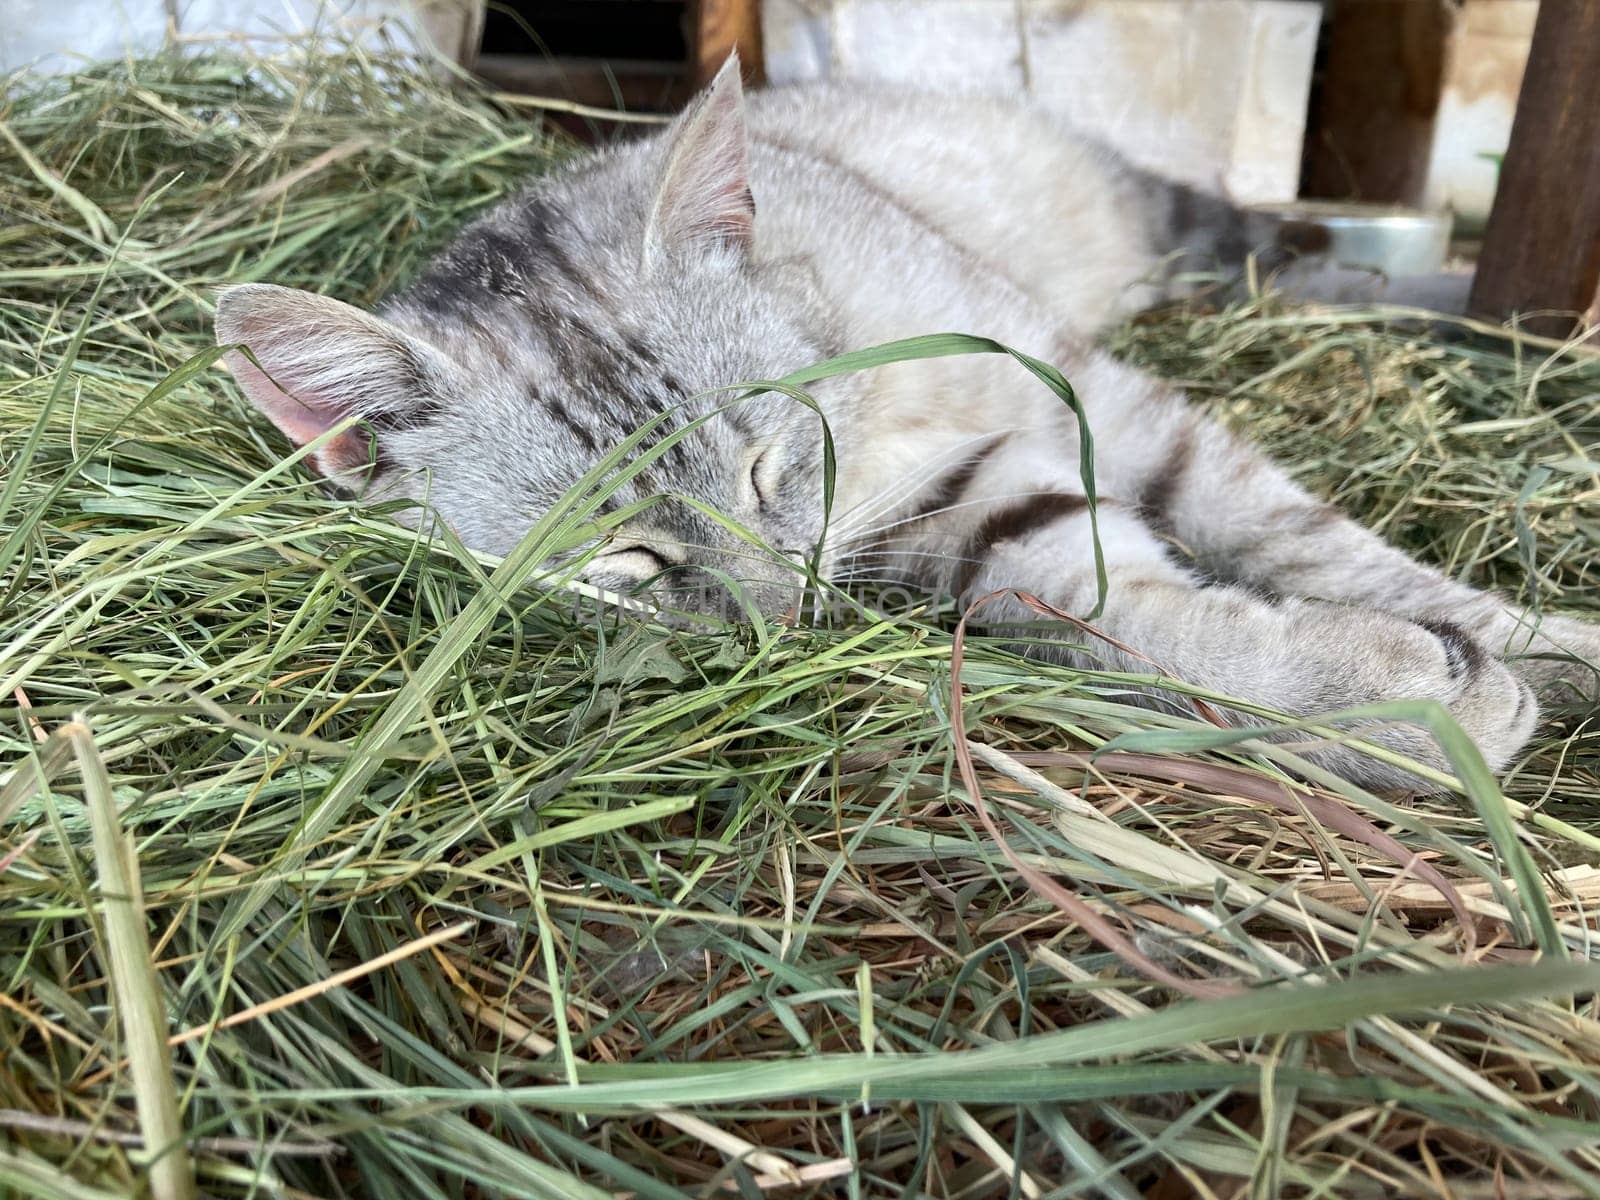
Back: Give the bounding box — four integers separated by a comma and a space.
475, 55, 689, 114
1302, 0, 1449, 206
690, 0, 764, 88
1469, 0, 1600, 335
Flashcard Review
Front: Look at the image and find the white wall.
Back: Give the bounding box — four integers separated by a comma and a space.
764, 0, 1323, 203
1424, 0, 1537, 228
0, 0, 477, 74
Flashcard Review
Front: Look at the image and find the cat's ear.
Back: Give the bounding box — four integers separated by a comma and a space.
215, 283, 449, 482
645, 53, 754, 261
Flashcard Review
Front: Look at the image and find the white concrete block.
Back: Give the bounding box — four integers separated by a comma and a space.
1, 0, 172, 73
1422, 0, 1537, 228
763, 0, 1321, 203
766, 0, 1025, 93
841, 0, 1025, 91
1, 0, 479, 73
1024, 0, 1319, 201
763, 0, 835, 84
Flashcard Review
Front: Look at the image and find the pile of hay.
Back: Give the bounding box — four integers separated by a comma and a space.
3, 42, 1599, 1200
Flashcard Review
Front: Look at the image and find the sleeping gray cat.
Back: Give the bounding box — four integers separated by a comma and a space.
215, 59, 1598, 789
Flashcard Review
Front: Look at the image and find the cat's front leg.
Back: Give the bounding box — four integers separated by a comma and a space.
958, 498, 1539, 791
1500, 612, 1600, 700
1067, 349, 1600, 703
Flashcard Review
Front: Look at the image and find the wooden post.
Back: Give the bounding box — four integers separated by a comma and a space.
1303, 0, 1450, 206
1469, 1, 1600, 335
691, 0, 764, 88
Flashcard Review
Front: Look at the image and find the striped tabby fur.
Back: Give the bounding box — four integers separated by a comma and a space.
216, 60, 1598, 790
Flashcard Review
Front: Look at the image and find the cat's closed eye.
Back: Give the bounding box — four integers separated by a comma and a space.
591, 544, 677, 580
750, 447, 779, 510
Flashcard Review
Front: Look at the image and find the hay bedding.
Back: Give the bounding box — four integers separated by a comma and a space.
3, 42, 1600, 1200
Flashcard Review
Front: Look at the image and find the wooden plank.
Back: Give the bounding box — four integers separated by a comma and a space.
691, 0, 764, 87
1469, 0, 1600, 335
475, 55, 689, 114
1302, 0, 1450, 205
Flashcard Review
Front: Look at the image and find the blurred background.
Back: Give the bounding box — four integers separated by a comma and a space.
0, 0, 1538, 216
4, 1, 1591, 325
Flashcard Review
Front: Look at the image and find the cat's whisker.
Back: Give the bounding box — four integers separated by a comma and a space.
825, 569, 927, 587
661, 541, 809, 568
832, 488, 1085, 548
828, 445, 994, 535
827, 427, 1035, 534
840, 547, 988, 566
826, 441, 1051, 550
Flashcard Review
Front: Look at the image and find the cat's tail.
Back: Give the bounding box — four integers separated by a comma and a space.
1125, 167, 1326, 280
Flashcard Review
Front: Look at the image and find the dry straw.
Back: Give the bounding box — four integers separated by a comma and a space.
3, 37, 1600, 1200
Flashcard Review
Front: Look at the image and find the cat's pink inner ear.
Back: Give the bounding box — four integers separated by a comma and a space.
648, 53, 755, 257
221, 348, 369, 474
215, 283, 421, 479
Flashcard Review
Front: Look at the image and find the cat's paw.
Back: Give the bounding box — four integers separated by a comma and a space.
1301, 611, 1538, 787
1503, 613, 1600, 704
1411, 619, 1539, 773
